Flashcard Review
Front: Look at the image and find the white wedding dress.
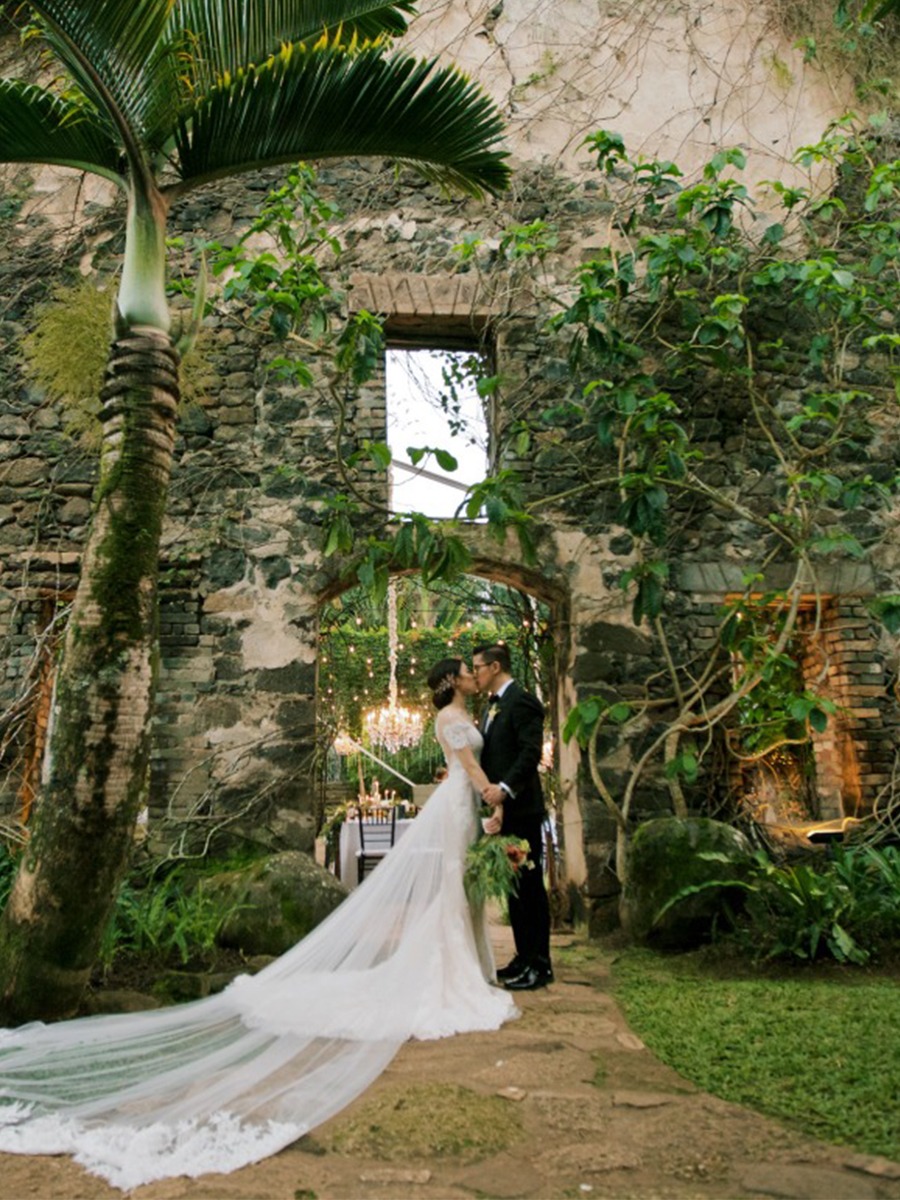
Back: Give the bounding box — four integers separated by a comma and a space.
0, 711, 517, 1190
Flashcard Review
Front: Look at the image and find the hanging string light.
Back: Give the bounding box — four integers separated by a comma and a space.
363, 578, 423, 753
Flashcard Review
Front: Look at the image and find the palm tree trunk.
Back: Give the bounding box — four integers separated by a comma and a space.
0, 326, 179, 1024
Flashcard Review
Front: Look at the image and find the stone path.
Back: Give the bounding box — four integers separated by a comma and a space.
2, 927, 899, 1199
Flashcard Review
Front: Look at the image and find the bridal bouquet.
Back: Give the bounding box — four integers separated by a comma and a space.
464, 830, 533, 905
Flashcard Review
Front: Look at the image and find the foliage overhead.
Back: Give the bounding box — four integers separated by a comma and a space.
0, 1, 509, 200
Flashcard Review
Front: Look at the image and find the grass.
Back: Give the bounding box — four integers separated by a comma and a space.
610, 946, 900, 1161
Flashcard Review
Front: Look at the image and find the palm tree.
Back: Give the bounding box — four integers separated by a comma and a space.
0, 0, 508, 1023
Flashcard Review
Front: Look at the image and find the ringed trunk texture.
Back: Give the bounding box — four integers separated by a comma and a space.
0, 327, 179, 1025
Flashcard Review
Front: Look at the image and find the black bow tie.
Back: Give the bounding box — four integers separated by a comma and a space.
488, 694, 500, 703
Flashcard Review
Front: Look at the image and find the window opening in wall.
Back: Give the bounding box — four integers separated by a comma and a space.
385, 347, 490, 519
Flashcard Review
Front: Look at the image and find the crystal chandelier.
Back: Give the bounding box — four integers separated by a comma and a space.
363, 579, 423, 753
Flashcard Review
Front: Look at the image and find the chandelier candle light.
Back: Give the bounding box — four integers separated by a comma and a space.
363, 579, 423, 754
333, 731, 417, 790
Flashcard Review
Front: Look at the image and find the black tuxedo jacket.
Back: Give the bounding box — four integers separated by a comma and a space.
480, 681, 545, 826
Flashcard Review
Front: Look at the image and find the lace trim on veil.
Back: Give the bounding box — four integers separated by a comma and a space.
0, 759, 516, 1190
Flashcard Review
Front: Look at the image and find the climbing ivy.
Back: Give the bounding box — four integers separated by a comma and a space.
520, 119, 900, 878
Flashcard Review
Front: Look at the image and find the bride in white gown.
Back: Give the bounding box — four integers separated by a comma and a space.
0, 657, 518, 1190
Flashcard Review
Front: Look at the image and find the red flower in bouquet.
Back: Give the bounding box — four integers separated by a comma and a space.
464, 833, 534, 904
505, 843, 530, 870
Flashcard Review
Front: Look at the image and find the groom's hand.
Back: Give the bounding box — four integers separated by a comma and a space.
482, 783, 505, 807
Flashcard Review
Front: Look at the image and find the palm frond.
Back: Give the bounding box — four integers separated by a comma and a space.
24, 2, 421, 168
0, 78, 123, 180
171, 40, 509, 198
27, 0, 174, 148
139, 0, 419, 148
170, 0, 416, 75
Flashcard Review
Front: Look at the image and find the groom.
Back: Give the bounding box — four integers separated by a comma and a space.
473, 642, 553, 991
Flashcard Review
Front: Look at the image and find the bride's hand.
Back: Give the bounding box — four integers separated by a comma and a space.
482, 806, 503, 835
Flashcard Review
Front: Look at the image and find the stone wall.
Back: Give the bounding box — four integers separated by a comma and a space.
1, 3, 899, 930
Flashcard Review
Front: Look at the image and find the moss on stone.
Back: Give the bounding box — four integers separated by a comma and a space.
325, 1083, 523, 1163
622, 817, 752, 949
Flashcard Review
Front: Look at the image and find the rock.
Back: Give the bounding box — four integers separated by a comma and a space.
58, 496, 91, 525
203, 850, 348, 956
621, 817, 752, 949
79, 988, 164, 1015
0, 415, 30, 438
359, 1169, 432, 1184
0, 456, 47, 485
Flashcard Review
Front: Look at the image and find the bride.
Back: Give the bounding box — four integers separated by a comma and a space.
0, 657, 518, 1190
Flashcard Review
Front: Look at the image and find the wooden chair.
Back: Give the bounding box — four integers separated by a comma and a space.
356, 808, 397, 884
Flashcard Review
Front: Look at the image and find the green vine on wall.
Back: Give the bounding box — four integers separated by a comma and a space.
506, 117, 900, 881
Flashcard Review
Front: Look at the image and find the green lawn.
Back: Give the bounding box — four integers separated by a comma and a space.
609, 946, 900, 1160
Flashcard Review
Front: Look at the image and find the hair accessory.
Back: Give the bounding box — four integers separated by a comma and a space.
434, 672, 457, 698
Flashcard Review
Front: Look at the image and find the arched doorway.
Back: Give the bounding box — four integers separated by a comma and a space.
314, 567, 574, 914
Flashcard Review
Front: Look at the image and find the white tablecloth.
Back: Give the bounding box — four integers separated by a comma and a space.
338, 818, 414, 889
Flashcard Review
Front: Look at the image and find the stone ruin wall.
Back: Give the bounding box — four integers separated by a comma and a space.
1, 1, 899, 928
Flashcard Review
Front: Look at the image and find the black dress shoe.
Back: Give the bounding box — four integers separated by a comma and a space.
496, 958, 524, 981
503, 964, 553, 991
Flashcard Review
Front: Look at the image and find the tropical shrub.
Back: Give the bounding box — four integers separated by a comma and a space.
97, 865, 245, 971
657, 843, 900, 964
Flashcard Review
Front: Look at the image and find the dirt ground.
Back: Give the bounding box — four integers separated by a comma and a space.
2, 924, 899, 1200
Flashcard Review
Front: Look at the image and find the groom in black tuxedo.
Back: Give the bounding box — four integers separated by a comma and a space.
473, 642, 553, 991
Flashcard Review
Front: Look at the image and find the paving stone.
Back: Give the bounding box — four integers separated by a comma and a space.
612, 1090, 677, 1108
845, 1154, 900, 1180
358, 1167, 432, 1185
739, 1163, 880, 1198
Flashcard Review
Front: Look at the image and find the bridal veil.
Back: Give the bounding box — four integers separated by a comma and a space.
0, 736, 516, 1190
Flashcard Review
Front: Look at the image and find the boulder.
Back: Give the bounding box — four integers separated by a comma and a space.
203, 851, 348, 956
621, 817, 752, 949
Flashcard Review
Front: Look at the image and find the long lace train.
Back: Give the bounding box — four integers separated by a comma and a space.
0, 751, 517, 1190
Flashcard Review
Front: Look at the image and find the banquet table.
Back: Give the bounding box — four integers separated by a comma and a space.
338, 817, 415, 889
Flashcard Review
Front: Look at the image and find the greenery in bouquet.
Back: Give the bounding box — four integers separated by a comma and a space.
464, 824, 533, 905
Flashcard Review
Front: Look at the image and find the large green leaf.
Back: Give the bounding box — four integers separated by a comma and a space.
170, 40, 509, 197
26, 2, 416, 145
0, 78, 123, 179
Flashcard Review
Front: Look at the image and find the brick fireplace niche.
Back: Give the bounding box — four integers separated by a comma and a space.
727, 596, 895, 839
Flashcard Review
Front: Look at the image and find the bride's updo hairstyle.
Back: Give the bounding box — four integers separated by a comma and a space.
427, 657, 462, 710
